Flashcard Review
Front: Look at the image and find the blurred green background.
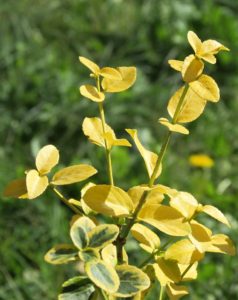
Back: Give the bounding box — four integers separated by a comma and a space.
0, 0, 237, 299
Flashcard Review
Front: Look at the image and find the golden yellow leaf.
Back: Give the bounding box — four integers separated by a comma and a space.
80, 85, 105, 102
179, 262, 198, 281
189, 74, 220, 102
126, 129, 162, 179
102, 67, 136, 92
127, 185, 164, 207
99, 67, 122, 80
189, 220, 212, 253
79, 56, 100, 74
166, 282, 189, 300
159, 118, 189, 135
189, 154, 214, 168
26, 169, 48, 199
187, 31, 202, 54
164, 239, 204, 265
167, 86, 207, 123
80, 182, 96, 215
168, 60, 183, 72
206, 234, 236, 256
181, 54, 204, 83
201, 205, 230, 227
139, 204, 191, 236
131, 223, 160, 250
82, 117, 131, 149
83, 185, 134, 217
4, 178, 28, 198
51, 164, 97, 185
153, 258, 181, 286
169, 192, 198, 219
35, 144, 59, 175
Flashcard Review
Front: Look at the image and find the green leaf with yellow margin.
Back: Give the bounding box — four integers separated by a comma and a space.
102, 67, 136, 93
87, 224, 119, 249
189, 74, 220, 102
79, 249, 100, 262
101, 244, 128, 266
4, 178, 28, 198
139, 204, 191, 236
35, 144, 59, 175
70, 217, 91, 250
164, 239, 204, 265
85, 259, 120, 293
26, 169, 48, 199
167, 86, 207, 123
126, 129, 162, 179
71, 216, 96, 233
131, 223, 160, 250
166, 282, 189, 300
112, 264, 150, 298
80, 85, 105, 102
59, 275, 94, 300
51, 164, 97, 185
83, 185, 134, 217
44, 244, 78, 265
159, 118, 189, 135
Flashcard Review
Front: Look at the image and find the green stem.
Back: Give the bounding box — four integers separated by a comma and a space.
50, 185, 83, 215
116, 84, 189, 264
97, 77, 114, 186
159, 285, 165, 300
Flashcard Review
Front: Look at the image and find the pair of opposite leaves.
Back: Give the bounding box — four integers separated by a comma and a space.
166, 31, 229, 125
79, 56, 137, 102
4, 145, 97, 199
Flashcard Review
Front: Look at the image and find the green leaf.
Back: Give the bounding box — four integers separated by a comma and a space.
44, 244, 78, 265
85, 259, 119, 293
79, 249, 100, 262
51, 164, 97, 185
87, 224, 119, 249
70, 218, 89, 250
59, 276, 94, 300
113, 265, 150, 297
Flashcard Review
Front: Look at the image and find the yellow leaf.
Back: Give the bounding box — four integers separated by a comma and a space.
131, 223, 160, 250
189, 154, 214, 168
169, 192, 198, 219
79, 56, 100, 74
126, 129, 162, 179
201, 205, 230, 227
82, 117, 130, 149
166, 283, 189, 300
189, 220, 212, 253
80, 182, 96, 215
179, 262, 198, 281
101, 244, 128, 266
167, 86, 207, 123
99, 67, 122, 80
206, 234, 236, 256
159, 118, 189, 135
83, 185, 134, 217
4, 178, 28, 198
164, 239, 204, 265
139, 204, 191, 236
35, 144, 59, 175
187, 31, 202, 54
152, 258, 181, 286
128, 185, 164, 207
168, 60, 183, 72
26, 169, 48, 199
181, 54, 204, 83
102, 67, 136, 92
51, 164, 97, 185
189, 74, 220, 102
80, 85, 105, 102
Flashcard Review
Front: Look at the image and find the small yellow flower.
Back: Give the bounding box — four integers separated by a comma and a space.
189, 154, 214, 168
